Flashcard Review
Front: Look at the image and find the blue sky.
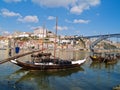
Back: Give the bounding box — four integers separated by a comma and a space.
0, 0, 120, 36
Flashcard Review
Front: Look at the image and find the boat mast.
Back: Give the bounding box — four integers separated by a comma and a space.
46, 29, 48, 52
42, 23, 45, 52
54, 17, 58, 59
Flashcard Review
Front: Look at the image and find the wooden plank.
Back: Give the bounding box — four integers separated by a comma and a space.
0, 49, 45, 64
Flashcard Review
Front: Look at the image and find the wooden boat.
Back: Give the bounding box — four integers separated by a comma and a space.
90, 56, 104, 62
116, 53, 120, 59
104, 57, 117, 64
90, 53, 118, 64
104, 54, 117, 64
11, 59, 86, 70
11, 53, 86, 70
105, 59, 117, 64
90, 53, 104, 62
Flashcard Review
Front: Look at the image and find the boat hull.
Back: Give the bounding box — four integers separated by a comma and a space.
90, 56, 117, 64
90, 56, 104, 62
104, 59, 117, 64
11, 59, 86, 70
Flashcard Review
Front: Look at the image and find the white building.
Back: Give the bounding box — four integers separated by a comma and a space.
19, 32, 29, 37
13, 32, 29, 38
33, 27, 47, 38
60, 39, 71, 44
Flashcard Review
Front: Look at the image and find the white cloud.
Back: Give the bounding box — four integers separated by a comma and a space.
32, 0, 100, 15
32, 0, 75, 8
18, 15, 39, 23
65, 19, 72, 23
1, 8, 21, 17
65, 19, 90, 24
70, 0, 100, 14
54, 26, 68, 31
73, 19, 90, 24
70, 3, 90, 15
89, 0, 101, 6
48, 16, 56, 20
3, 0, 22, 3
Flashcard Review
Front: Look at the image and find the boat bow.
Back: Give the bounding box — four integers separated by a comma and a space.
72, 59, 86, 64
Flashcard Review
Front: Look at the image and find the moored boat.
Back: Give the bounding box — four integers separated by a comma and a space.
90, 53, 104, 62
90, 56, 104, 62
104, 53, 117, 64
116, 53, 120, 59
11, 53, 86, 70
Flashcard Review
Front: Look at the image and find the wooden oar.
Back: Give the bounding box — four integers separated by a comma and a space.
0, 49, 45, 64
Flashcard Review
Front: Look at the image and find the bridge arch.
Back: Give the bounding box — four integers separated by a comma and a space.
89, 34, 120, 51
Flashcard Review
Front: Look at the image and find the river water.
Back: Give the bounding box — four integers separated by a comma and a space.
0, 50, 120, 90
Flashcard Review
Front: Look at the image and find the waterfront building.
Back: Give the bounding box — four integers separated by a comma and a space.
0, 36, 9, 49
33, 27, 47, 38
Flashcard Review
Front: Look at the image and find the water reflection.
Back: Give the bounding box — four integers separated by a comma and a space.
6, 67, 84, 90
90, 61, 117, 70
1, 50, 120, 90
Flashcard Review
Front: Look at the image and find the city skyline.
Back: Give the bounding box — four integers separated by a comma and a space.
0, 0, 120, 36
